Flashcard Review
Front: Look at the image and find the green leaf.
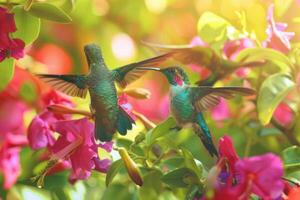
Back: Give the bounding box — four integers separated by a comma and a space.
160, 157, 185, 171
161, 168, 198, 188
0, 58, 15, 92
19, 81, 38, 103
197, 12, 231, 44
45, 0, 76, 12
106, 159, 123, 186
29, 2, 72, 23
282, 146, 300, 173
235, 48, 293, 72
257, 127, 282, 137
146, 117, 176, 145
12, 6, 41, 45
139, 170, 163, 200
181, 148, 202, 179
101, 183, 137, 200
257, 73, 295, 125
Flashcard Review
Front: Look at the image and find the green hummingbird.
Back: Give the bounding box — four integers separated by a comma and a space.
37, 43, 172, 142
137, 66, 255, 157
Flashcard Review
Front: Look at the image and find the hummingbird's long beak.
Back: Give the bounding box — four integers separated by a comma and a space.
136, 67, 161, 71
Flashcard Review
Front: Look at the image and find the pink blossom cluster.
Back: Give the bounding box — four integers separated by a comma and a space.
27, 90, 113, 183
199, 135, 299, 200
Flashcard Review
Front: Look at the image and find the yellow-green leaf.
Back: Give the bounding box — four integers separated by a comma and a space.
0, 59, 15, 92
105, 159, 123, 186
235, 47, 293, 72
197, 11, 230, 44
12, 6, 41, 45
257, 73, 295, 125
29, 2, 72, 23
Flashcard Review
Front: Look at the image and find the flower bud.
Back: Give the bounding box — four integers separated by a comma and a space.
123, 88, 151, 99
118, 148, 143, 186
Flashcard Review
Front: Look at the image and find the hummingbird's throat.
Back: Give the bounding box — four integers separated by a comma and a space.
174, 74, 183, 86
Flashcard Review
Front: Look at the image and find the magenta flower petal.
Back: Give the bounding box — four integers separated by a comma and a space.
69, 145, 96, 180
10, 39, 25, 59
0, 98, 27, 135
99, 141, 113, 152
48, 118, 111, 181
0, 7, 16, 33
219, 135, 239, 169
94, 158, 111, 173
41, 90, 73, 108
211, 98, 230, 121
0, 146, 21, 189
235, 153, 284, 199
274, 103, 294, 126
28, 112, 56, 150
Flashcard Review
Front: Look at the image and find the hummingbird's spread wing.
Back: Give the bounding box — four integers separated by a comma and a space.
142, 41, 219, 68
112, 53, 173, 88
37, 74, 88, 98
190, 86, 256, 112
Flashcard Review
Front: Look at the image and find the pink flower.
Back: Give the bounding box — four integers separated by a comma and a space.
49, 118, 112, 181
223, 38, 255, 77
0, 38, 25, 62
0, 93, 27, 189
207, 137, 284, 200
0, 98, 27, 136
264, 4, 295, 53
28, 90, 73, 150
28, 111, 56, 150
273, 103, 294, 127
0, 8, 25, 62
0, 133, 27, 189
235, 153, 284, 199
40, 90, 73, 108
223, 38, 255, 60
211, 98, 230, 121
0, 7, 16, 33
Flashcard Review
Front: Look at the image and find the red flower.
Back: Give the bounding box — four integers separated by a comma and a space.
288, 187, 300, 200
0, 38, 25, 62
0, 7, 16, 33
0, 7, 25, 62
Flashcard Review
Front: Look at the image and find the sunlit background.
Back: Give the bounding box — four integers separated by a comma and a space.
2, 0, 300, 199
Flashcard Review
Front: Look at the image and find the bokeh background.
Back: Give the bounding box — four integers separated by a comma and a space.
2, 0, 300, 199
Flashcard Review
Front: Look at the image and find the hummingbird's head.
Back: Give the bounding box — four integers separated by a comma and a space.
137, 66, 189, 86
84, 43, 104, 66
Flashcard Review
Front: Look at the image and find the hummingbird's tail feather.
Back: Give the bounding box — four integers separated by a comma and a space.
117, 106, 135, 135
193, 113, 218, 157
95, 116, 113, 142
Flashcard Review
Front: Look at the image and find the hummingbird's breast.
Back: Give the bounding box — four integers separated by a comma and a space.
170, 86, 195, 125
